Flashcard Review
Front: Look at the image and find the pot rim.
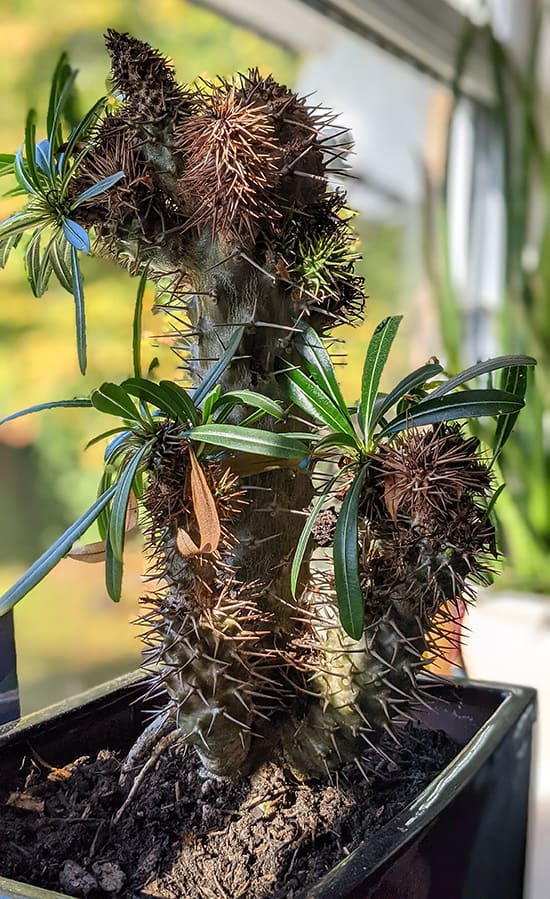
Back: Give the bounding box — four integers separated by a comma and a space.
308, 679, 536, 897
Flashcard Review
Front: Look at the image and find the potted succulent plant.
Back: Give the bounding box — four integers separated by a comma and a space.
0, 32, 537, 899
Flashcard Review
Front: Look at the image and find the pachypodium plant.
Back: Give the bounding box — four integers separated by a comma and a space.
0, 33, 535, 783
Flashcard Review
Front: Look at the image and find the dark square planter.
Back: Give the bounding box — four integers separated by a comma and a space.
0, 672, 536, 899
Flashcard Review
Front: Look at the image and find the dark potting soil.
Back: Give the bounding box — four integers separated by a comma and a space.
0, 726, 457, 899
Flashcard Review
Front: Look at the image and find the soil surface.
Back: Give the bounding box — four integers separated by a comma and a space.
0, 726, 457, 898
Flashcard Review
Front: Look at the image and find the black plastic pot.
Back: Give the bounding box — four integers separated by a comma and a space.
0, 610, 19, 725
0, 672, 536, 899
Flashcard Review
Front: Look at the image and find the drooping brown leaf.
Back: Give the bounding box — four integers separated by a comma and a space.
189, 447, 221, 554
67, 540, 109, 564
175, 527, 200, 557
68, 492, 139, 563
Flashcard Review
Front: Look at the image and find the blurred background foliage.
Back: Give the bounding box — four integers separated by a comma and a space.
430, 17, 550, 594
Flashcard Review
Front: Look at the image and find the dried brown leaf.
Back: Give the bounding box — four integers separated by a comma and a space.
68, 492, 139, 563
189, 447, 221, 554
176, 528, 200, 557
67, 540, 107, 564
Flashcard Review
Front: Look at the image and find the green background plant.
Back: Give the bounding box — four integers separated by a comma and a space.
429, 18, 550, 593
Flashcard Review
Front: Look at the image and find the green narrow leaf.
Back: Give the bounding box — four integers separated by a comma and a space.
97, 467, 115, 541
122, 378, 199, 425
0, 486, 116, 614
46, 53, 72, 147
193, 325, 245, 406
119, 378, 171, 416
26, 230, 53, 297
104, 431, 132, 464
282, 371, 326, 426
238, 408, 272, 427
50, 235, 73, 292
14, 147, 36, 195
70, 245, 86, 374
35, 139, 51, 175
85, 427, 130, 451
212, 390, 284, 422
132, 469, 145, 501
334, 468, 367, 640
492, 365, 529, 462
132, 267, 148, 379
48, 68, 78, 162
1, 398, 91, 427
0, 153, 15, 177
109, 443, 150, 560
382, 389, 525, 436
359, 316, 402, 439
187, 424, 308, 460
59, 96, 108, 182
285, 368, 357, 438
91, 382, 145, 423
485, 482, 506, 526
291, 472, 343, 598
0, 212, 47, 242
158, 381, 200, 424
0, 233, 22, 270
296, 325, 349, 416
106, 442, 151, 601
313, 432, 361, 455
105, 535, 123, 604
1, 186, 27, 199
429, 355, 536, 399
73, 171, 125, 205
371, 362, 443, 429
201, 385, 222, 424
25, 229, 43, 296
62, 219, 90, 253
24, 109, 41, 192
36, 241, 53, 296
